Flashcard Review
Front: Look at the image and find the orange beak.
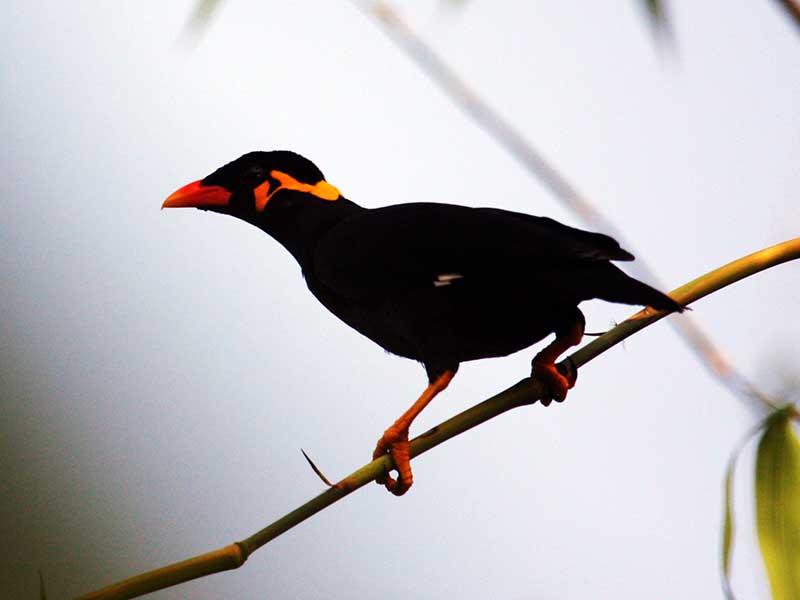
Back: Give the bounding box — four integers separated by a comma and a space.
162, 180, 231, 209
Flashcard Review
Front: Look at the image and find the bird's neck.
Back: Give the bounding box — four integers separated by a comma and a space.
258, 195, 365, 268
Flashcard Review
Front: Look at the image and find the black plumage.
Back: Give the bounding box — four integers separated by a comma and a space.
164, 150, 682, 495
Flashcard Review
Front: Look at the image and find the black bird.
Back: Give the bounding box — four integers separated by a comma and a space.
163, 151, 682, 496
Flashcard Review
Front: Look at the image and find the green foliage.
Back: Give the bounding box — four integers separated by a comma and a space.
756, 406, 800, 600
187, 0, 222, 33
643, 0, 666, 24
722, 457, 735, 588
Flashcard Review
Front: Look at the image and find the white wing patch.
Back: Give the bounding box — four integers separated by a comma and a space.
433, 273, 464, 287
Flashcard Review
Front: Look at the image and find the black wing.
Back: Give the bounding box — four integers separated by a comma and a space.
312, 202, 634, 299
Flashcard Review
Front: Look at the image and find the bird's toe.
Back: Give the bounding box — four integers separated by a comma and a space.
532, 361, 571, 405
373, 428, 414, 496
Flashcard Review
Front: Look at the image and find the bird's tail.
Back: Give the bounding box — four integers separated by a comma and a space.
589, 264, 685, 312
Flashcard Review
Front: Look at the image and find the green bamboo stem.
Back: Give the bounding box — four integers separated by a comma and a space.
75, 237, 800, 600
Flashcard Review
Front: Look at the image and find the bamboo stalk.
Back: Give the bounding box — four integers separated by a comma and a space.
75, 237, 800, 600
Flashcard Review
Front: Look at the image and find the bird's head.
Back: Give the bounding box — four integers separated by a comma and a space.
162, 151, 342, 221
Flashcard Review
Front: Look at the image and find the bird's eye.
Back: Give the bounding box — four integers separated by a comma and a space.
243, 169, 265, 187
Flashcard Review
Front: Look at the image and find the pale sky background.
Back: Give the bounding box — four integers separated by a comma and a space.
2, 1, 799, 598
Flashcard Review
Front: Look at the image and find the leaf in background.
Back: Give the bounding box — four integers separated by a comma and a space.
721, 456, 735, 597
642, 0, 665, 23
182, 0, 224, 42
773, 0, 800, 35
755, 405, 800, 600
720, 420, 767, 600
640, 0, 674, 47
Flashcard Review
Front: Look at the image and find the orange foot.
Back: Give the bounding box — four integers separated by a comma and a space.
372, 370, 455, 496
532, 359, 577, 406
373, 425, 412, 496
531, 314, 584, 406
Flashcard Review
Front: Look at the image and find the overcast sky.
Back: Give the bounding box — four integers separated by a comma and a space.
2, 1, 799, 598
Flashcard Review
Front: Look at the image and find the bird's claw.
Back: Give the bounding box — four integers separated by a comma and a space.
532, 360, 577, 406
373, 427, 413, 496
557, 358, 578, 388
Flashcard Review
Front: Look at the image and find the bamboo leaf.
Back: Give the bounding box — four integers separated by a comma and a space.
185, 0, 223, 37
720, 420, 770, 600
722, 457, 735, 591
755, 406, 800, 600
773, 0, 800, 35
643, 0, 664, 21
640, 0, 674, 47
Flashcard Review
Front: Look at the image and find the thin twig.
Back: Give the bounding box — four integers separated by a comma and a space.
354, 1, 782, 413
75, 238, 800, 600
300, 449, 335, 487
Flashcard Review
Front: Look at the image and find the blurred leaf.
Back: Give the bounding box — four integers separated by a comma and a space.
186, 0, 223, 37
720, 420, 766, 600
640, 0, 674, 47
643, 0, 663, 19
39, 570, 47, 600
774, 0, 800, 35
721, 458, 734, 587
755, 405, 800, 600
642, 0, 666, 25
